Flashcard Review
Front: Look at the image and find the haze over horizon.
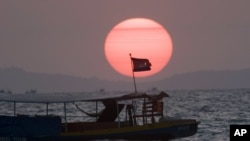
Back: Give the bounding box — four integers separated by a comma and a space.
1, 67, 250, 93
1, 0, 250, 82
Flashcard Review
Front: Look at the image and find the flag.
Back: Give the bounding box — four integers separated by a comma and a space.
131, 57, 151, 72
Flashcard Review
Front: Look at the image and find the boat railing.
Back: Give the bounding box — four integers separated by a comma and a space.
0, 92, 169, 133
133, 99, 164, 125
0, 101, 103, 124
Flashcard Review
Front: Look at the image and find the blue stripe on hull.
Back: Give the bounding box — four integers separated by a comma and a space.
0, 117, 198, 141
25, 122, 198, 141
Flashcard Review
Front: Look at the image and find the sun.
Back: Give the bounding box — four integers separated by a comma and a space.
104, 18, 173, 78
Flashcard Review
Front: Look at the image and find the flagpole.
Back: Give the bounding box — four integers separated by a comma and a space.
129, 53, 137, 93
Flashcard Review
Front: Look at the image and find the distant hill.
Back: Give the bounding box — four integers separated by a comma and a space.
0, 68, 132, 93
150, 69, 250, 90
0, 68, 250, 93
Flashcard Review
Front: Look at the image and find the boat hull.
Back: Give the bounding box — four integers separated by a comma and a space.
61, 120, 198, 141
0, 119, 198, 141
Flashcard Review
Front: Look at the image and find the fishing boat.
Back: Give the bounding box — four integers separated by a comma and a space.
0, 91, 199, 141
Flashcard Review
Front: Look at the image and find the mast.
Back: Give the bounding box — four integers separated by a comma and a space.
129, 53, 137, 93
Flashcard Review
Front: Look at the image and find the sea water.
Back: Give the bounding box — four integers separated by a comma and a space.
1, 89, 250, 141
167, 89, 250, 141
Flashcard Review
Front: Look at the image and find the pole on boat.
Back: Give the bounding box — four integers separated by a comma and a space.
46, 103, 49, 116
96, 101, 98, 121
63, 102, 68, 132
13, 101, 16, 116
129, 53, 137, 93
116, 102, 121, 128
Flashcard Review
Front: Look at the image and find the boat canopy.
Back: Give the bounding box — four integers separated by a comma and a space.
0, 91, 169, 103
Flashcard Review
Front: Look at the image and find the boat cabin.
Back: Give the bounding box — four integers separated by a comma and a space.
64, 91, 168, 132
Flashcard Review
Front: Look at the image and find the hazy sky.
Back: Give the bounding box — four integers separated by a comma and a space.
0, 0, 249, 81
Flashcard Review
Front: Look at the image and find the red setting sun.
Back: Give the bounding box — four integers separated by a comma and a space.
104, 18, 173, 78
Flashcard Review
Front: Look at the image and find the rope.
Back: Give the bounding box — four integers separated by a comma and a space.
73, 103, 102, 117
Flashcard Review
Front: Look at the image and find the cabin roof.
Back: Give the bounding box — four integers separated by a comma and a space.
86, 92, 169, 102
0, 91, 169, 103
